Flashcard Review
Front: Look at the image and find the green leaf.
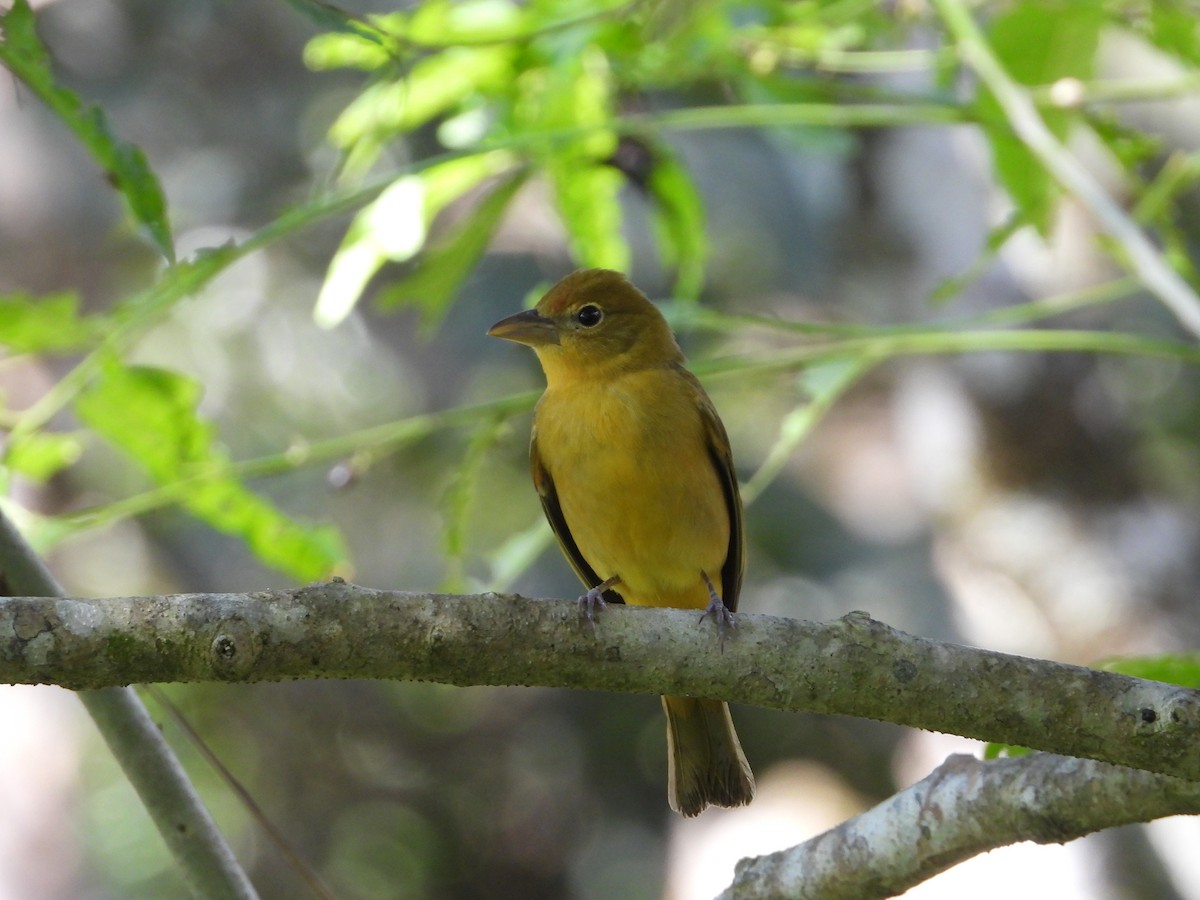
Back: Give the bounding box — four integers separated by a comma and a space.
377, 166, 529, 328
551, 162, 627, 270
983, 742, 1031, 760
316, 151, 520, 328
643, 142, 707, 300
405, 0, 525, 46
1088, 111, 1163, 174
0, 0, 174, 261
1142, 1, 1200, 67
328, 45, 515, 179
0, 292, 99, 353
287, 0, 393, 67
75, 364, 348, 580
977, 0, 1103, 234
1100, 653, 1200, 689
4, 432, 83, 482
534, 48, 628, 271
304, 29, 394, 73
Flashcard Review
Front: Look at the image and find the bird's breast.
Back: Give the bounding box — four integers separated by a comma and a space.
534, 372, 729, 608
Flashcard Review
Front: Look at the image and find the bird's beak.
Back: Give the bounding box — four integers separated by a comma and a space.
487, 309, 560, 346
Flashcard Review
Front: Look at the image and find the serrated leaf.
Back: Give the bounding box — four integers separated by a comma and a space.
977, 0, 1103, 234
4, 431, 82, 482
0, 0, 174, 261
75, 364, 347, 580
0, 292, 99, 353
377, 167, 529, 328
316, 151, 519, 328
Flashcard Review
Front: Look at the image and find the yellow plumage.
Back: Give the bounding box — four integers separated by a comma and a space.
488, 268, 754, 816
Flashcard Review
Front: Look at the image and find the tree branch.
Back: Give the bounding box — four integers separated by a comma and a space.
0, 515, 257, 900
3, 580, 1198, 782
721, 752, 1200, 899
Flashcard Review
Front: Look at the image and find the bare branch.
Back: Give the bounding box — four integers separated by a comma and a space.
722, 753, 1200, 899
932, 0, 1200, 339
0, 514, 257, 900
3, 581, 1198, 783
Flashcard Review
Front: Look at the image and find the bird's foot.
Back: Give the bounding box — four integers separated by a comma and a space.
579, 575, 621, 629
698, 570, 736, 651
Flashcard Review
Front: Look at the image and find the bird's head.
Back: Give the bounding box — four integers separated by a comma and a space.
487, 269, 682, 385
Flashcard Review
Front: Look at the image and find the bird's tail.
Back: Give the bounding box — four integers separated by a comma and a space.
662, 695, 755, 816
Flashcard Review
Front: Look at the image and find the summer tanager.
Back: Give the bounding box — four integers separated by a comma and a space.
488, 268, 754, 816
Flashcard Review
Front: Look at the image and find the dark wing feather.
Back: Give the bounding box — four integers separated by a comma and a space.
689, 373, 745, 613
531, 426, 625, 604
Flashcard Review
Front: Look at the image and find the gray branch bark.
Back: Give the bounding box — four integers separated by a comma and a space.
3, 579, 1198, 783
722, 752, 1200, 899
0, 515, 256, 900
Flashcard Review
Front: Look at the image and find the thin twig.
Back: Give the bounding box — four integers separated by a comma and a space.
0, 513, 258, 899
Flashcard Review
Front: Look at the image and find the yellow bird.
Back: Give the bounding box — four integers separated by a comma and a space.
488, 268, 754, 816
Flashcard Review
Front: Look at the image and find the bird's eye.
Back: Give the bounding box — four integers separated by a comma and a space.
576, 304, 603, 328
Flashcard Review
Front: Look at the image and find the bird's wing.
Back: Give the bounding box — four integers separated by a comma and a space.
691, 375, 746, 614
530, 426, 625, 604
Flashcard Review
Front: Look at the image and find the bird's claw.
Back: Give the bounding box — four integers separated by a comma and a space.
699, 571, 736, 652
578, 586, 608, 624
578, 575, 621, 631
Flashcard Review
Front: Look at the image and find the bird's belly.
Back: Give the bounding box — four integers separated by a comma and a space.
538, 389, 728, 609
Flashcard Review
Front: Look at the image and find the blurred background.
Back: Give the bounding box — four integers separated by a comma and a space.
3, 0, 1200, 897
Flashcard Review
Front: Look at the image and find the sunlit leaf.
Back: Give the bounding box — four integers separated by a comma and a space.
0, 292, 99, 353
551, 162, 627, 270
4, 432, 83, 482
0, 0, 174, 261
977, 0, 1103, 234
378, 167, 529, 328
75, 364, 348, 580
983, 742, 1032, 760
287, 0, 392, 68
316, 151, 520, 328
643, 142, 707, 300
406, 0, 525, 46
304, 29, 394, 72
329, 45, 515, 179
536, 48, 627, 271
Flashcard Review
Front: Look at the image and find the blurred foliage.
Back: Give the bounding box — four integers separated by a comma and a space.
1, 0, 1198, 580
2, 0, 1200, 585
0, 0, 173, 260
5, 0, 1200, 896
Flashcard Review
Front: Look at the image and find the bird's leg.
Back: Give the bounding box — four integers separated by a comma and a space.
699, 570, 735, 651
580, 574, 621, 625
